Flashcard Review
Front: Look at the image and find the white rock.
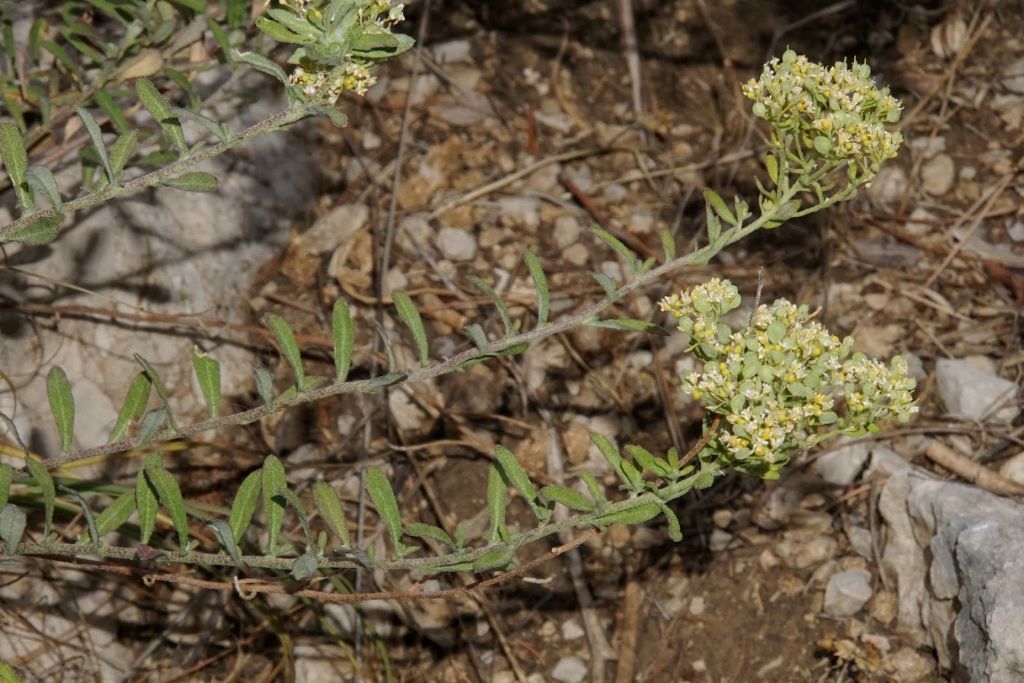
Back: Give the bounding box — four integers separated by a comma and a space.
561, 619, 585, 640
382, 267, 408, 296
709, 528, 733, 552
433, 39, 472, 64
563, 243, 589, 267
497, 196, 540, 228
904, 207, 936, 236
436, 227, 477, 261
553, 215, 582, 249
301, 203, 368, 254
883, 647, 936, 682
846, 525, 874, 560
921, 154, 956, 195
998, 452, 1024, 486
777, 536, 838, 569
816, 440, 871, 486
1007, 219, 1024, 242
551, 655, 587, 683
936, 358, 1019, 422
1002, 57, 1024, 94
689, 596, 706, 616
867, 166, 907, 205
824, 568, 874, 617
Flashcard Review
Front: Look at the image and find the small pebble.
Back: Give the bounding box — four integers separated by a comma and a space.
551, 655, 587, 683
436, 227, 477, 261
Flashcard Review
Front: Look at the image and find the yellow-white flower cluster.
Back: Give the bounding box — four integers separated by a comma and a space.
742, 50, 903, 170
661, 279, 917, 477
289, 61, 376, 104
361, 0, 405, 26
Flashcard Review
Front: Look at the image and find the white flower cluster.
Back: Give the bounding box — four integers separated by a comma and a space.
661, 279, 917, 477
289, 61, 377, 103
742, 50, 902, 170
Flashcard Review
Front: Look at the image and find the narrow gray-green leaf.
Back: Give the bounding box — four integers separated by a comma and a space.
659, 501, 683, 542
170, 106, 231, 144
264, 314, 307, 391
591, 433, 624, 481
58, 484, 99, 551
24, 165, 61, 211
95, 89, 131, 134
392, 290, 429, 367
0, 121, 30, 209
230, 49, 289, 85
0, 412, 28, 455
261, 454, 287, 555
0, 463, 10, 510
276, 487, 313, 546
135, 78, 187, 155
522, 249, 550, 328
291, 550, 320, 581
592, 226, 640, 273
46, 366, 75, 453
312, 481, 350, 547
133, 354, 178, 431
494, 445, 550, 523
254, 365, 275, 405
585, 318, 667, 335
469, 276, 513, 336
703, 188, 736, 225
365, 467, 414, 558
136, 408, 168, 445
25, 458, 54, 537
92, 490, 136, 537
472, 545, 514, 572
75, 106, 114, 184
464, 323, 490, 352
110, 372, 151, 442
228, 469, 262, 545
578, 470, 607, 508
207, 518, 245, 566
540, 484, 594, 512
109, 130, 138, 179
597, 502, 661, 527
144, 458, 189, 549
191, 347, 221, 419
486, 463, 508, 544
625, 444, 668, 477
332, 299, 355, 382
589, 271, 618, 302
360, 372, 405, 393
0, 211, 62, 245
405, 522, 455, 549
658, 228, 676, 263
0, 504, 26, 554
135, 454, 160, 543
0, 660, 20, 683
160, 171, 219, 193
371, 319, 398, 374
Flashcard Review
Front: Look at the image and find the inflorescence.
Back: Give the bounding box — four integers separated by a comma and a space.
742, 50, 903, 174
660, 279, 917, 478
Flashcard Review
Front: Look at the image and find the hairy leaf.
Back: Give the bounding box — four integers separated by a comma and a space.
24, 165, 61, 211
464, 323, 490, 352
592, 227, 641, 274
136, 408, 168, 445
658, 228, 676, 263
578, 470, 607, 509
312, 481, 350, 547
494, 445, 550, 523
170, 106, 231, 144
332, 299, 355, 382
405, 522, 455, 549
703, 188, 737, 226
659, 502, 683, 542
206, 518, 245, 566
291, 549, 319, 581
0, 504, 26, 554
160, 171, 219, 193
371, 319, 398, 374
92, 490, 136, 537
392, 291, 429, 367
540, 484, 594, 512
0, 660, 21, 683
597, 502, 661, 526
133, 354, 178, 431
58, 484, 99, 551
135, 454, 160, 544
254, 365, 275, 405
75, 106, 114, 184
0, 211, 62, 245
228, 469, 262, 545
365, 468, 414, 558
264, 314, 308, 391
261, 455, 287, 556
191, 348, 221, 418
468, 276, 513, 336
0, 121, 30, 210
276, 487, 313, 546
0, 464, 10, 510
135, 79, 187, 155
522, 249, 550, 327
255, 16, 316, 45
472, 545, 514, 572
585, 318, 666, 335
146, 459, 190, 549
25, 458, 54, 537
589, 271, 618, 302
109, 130, 138, 179
485, 463, 508, 544
230, 50, 288, 85
46, 366, 75, 453
94, 89, 130, 134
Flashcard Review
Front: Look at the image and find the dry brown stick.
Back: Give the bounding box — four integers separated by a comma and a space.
923, 173, 1013, 289
678, 415, 722, 469
614, 578, 643, 683
925, 440, 1024, 498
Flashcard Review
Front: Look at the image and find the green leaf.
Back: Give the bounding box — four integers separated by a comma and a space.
58, 484, 99, 551
360, 372, 405, 393
591, 433, 624, 481
109, 372, 151, 442
170, 106, 231, 144
25, 457, 55, 537
0, 121, 30, 210
592, 227, 641, 274
207, 518, 245, 566
464, 323, 490, 352
160, 171, 219, 193
255, 16, 317, 45
261, 454, 287, 555
92, 490, 136, 537
254, 365, 275, 406
0, 661, 21, 683
191, 348, 221, 418
485, 463, 508, 544
266, 8, 323, 37
291, 549, 319, 580
332, 299, 356, 382
522, 249, 550, 328
312, 481, 350, 547
705, 203, 722, 244
228, 469, 262, 545
135, 455, 160, 544
24, 166, 61, 211
468, 276, 513, 337
0, 504, 26, 555
108, 130, 138, 180
703, 188, 736, 225
597, 502, 661, 527
144, 456, 190, 549
0, 211, 62, 245
365, 467, 414, 558
472, 545, 514, 572
94, 89, 131, 134
230, 50, 289, 86
625, 444, 669, 477
590, 271, 618, 302
494, 445, 550, 523
75, 106, 114, 184
0, 464, 11, 510
585, 318, 666, 335
540, 484, 594, 512
133, 354, 177, 431
405, 522, 455, 549
135, 79, 188, 155
136, 408, 168, 445
658, 228, 676, 263
659, 502, 683, 542
45, 366, 75, 453
578, 470, 607, 508
372, 319, 398, 374
264, 314, 308, 391
276, 487, 313, 546
351, 31, 415, 59
392, 290, 429, 367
